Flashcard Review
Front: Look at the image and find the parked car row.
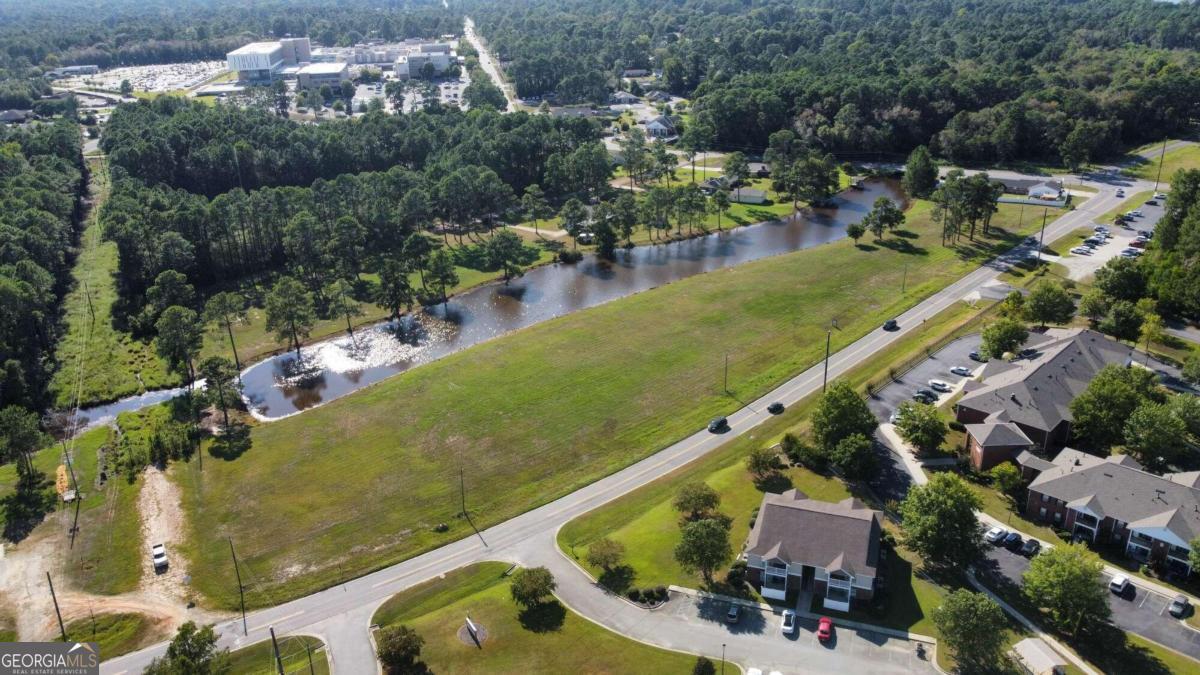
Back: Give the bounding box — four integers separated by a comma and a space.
727, 604, 835, 643
984, 526, 1041, 557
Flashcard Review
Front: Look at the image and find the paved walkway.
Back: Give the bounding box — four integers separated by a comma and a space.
102, 170, 1151, 675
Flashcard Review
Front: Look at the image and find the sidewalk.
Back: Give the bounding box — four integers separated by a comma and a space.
966, 570, 1101, 675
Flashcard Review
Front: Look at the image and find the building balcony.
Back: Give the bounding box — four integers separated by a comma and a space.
1073, 512, 1098, 527
762, 573, 788, 601
1129, 531, 1155, 547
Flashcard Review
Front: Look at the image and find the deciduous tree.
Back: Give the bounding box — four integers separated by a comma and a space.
899, 473, 984, 567
1026, 281, 1075, 327
894, 401, 947, 457
1022, 543, 1110, 636
586, 537, 625, 571
980, 317, 1028, 359
674, 518, 732, 583
811, 380, 877, 451
933, 590, 1007, 669
673, 481, 720, 520
510, 566, 557, 608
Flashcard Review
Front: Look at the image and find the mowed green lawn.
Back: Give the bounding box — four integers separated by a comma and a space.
1125, 144, 1200, 181
227, 635, 329, 675
178, 199, 1065, 609
371, 562, 699, 674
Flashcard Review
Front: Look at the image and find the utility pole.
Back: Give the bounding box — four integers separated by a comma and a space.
305, 642, 316, 675
47, 573, 67, 641
723, 353, 729, 393
269, 626, 284, 675
459, 466, 467, 517
822, 329, 832, 392
61, 439, 82, 548
721, 643, 726, 675
901, 263, 908, 294
1036, 208, 1048, 265
1153, 136, 1168, 193
229, 538, 247, 635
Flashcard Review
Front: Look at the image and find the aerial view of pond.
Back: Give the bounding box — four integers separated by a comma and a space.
235, 179, 903, 419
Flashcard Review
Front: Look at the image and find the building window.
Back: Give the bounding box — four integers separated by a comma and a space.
1041, 493, 1049, 502
1039, 507, 1047, 518
1054, 512, 1062, 523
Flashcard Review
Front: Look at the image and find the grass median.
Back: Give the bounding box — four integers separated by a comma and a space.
227, 635, 329, 675
371, 562, 700, 674
176, 198, 1068, 609
1124, 145, 1200, 182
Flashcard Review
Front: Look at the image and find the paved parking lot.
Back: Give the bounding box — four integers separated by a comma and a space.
663, 593, 934, 674
867, 335, 983, 424
979, 540, 1200, 659
1047, 189, 1165, 281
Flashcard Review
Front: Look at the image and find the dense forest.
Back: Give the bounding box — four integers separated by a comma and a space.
467, 0, 1200, 166
100, 99, 611, 318
0, 121, 85, 410
0, 0, 459, 69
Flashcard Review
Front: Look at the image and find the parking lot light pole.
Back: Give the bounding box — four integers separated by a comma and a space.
721, 643, 726, 675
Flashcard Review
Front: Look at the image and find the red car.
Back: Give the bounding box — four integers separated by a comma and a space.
817, 616, 834, 643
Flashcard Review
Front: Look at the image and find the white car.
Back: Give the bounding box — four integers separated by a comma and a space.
1109, 575, 1130, 595
1093, 225, 1108, 232
928, 379, 951, 392
985, 527, 1007, 544
950, 366, 971, 377
781, 609, 797, 635
1070, 247, 1093, 255
151, 543, 168, 570
1154, 192, 1167, 200
1131, 210, 1144, 217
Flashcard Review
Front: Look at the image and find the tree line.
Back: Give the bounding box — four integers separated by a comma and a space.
465, 0, 1200, 166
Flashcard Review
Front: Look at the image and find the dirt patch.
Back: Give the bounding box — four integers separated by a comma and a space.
0, 522, 66, 640
137, 467, 191, 603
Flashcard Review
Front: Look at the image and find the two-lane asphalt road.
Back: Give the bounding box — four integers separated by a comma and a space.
103, 173, 1152, 675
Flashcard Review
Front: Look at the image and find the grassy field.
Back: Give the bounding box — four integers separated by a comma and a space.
175, 198, 1066, 609
371, 562, 700, 674
1125, 145, 1200, 182
227, 635, 329, 675
48, 160, 178, 408
63, 612, 163, 661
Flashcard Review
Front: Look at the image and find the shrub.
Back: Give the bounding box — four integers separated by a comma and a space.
557, 249, 584, 264
655, 585, 668, 600
626, 588, 642, 602
432, 523, 449, 533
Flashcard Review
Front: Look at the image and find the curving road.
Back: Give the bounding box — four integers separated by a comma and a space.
103, 169, 1161, 675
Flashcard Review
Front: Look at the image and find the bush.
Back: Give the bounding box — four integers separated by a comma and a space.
432, 522, 449, 533
949, 421, 966, 432
626, 588, 642, 602
558, 249, 584, 264
781, 433, 827, 470
655, 585, 668, 600
726, 560, 747, 586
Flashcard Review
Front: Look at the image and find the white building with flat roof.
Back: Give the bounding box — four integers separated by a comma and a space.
296, 62, 349, 89
227, 37, 311, 81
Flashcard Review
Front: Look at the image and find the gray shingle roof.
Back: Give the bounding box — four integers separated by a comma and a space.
745, 489, 881, 577
1030, 450, 1200, 544
956, 328, 1133, 435
965, 421, 1033, 447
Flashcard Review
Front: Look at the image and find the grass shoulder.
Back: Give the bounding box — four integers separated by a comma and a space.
63, 613, 165, 661
227, 635, 329, 675
371, 562, 700, 674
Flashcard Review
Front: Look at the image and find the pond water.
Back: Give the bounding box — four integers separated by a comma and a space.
237, 179, 905, 420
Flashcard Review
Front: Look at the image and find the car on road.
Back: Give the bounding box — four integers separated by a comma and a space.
151, 543, 168, 570
928, 379, 951, 392
969, 350, 987, 362
950, 366, 972, 377
816, 616, 834, 643
781, 609, 797, 635
1109, 575, 1130, 596
1020, 539, 1041, 557
1116, 189, 1125, 197
767, 402, 785, 415
726, 603, 741, 623
883, 319, 899, 331
985, 526, 1007, 544
1146, 199, 1159, 206
1169, 595, 1191, 618
1002, 532, 1023, 550
1070, 246, 1094, 255
708, 417, 728, 433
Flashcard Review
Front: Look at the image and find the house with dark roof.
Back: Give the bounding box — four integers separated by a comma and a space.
645, 115, 677, 139
1023, 449, 1200, 576
955, 328, 1133, 452
609, 90, 640, 105
744, 490, 882, 611
965, 418, 1034, 471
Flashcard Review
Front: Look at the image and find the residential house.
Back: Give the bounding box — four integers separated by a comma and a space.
645, 90, 670, 103
747, 162, 771, 178
965, 418, 1034, 471
622, 68, 650, 78
993, 178, 1064, 196
0, 109, 31, 124
645, 115, 677, 139
610, 91, 640, 105
699, 177, 728, 195
1028, 182, 1064, 201
745, 490, 882, 611
954, 328, 1133, 453
1023, 449, 1199, 576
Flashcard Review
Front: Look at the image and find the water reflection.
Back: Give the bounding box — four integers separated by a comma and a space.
222, 180, 902, 420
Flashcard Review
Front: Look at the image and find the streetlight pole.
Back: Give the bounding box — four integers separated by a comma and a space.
1153, 136, 1168, 193
1036, 208, 1048, 265
822, 329, 832, 392
721, 643, 726, 675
